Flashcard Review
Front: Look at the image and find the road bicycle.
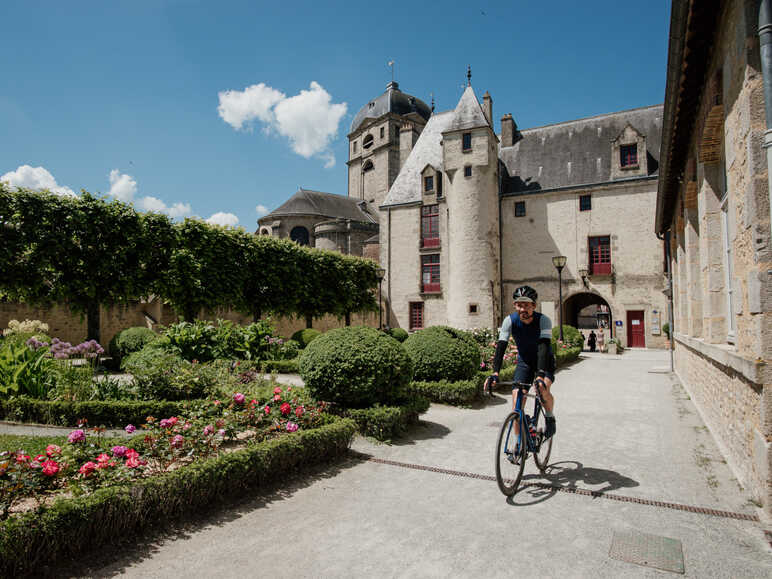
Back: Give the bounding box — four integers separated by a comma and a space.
494, 381, 553, 495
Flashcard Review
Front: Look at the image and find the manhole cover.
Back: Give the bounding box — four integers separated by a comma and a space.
609, 530, 684, 574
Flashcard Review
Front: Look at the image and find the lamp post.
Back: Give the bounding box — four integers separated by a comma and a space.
376, 267, 386, 330
552, 255, 567, 343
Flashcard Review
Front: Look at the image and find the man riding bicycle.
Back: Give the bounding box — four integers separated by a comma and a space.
485, 285, 557, 439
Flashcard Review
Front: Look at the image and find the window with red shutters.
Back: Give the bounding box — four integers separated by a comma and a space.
589, 236, 611, 275
620, 144, 638, 167
421, 254, 440, 292
409, 302, 424, 330
421, 204, 439, 248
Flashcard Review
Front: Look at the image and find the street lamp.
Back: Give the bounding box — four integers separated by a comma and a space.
376, 267, 386, 330
552, 255, 567, 343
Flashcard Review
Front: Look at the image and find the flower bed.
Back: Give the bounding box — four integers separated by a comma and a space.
0, 417, 356, 576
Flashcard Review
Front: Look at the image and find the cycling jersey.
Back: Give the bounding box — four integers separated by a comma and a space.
497, 312, 552, 368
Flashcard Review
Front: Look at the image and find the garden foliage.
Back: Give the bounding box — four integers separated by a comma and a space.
387, 327, 408, 342
407, 377, 483, 406
108, 326, 157, 365
291, 328, 321, 349
403, 326, 480, 382
298, 326, 413, 408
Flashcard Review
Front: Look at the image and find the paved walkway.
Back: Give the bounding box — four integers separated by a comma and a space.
55, 352, 772, 576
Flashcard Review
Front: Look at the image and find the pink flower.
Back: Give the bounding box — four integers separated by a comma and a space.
41, 460, 59, 476
68, 429, 86, 444
273, 394, 281, 402
171, 434, 184, 448
124, 424, 136, 434
286, 422, 299, 432
295, 406, 305, 418
264, 405, 271, 415
79, 462, 97, 477
125, 457, 140, 469
250, 399, 257, 405
168, 416, 179, 426
273, 387, 282, 395
112, 446, 128, 458
233, 393, 245, 405
213, 400, 221, 406
183, 422, 192, 431
125, 448, 139, 460
280, 402, 291, 416
15, 453, 30, 463
35, 454, 46, 463
203, 425, 214, 436
217, 429, 225, 437
96, 453, 111, 463
46, 444, 62, 457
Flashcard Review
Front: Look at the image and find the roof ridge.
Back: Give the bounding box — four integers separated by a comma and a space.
518, 104, 663, 133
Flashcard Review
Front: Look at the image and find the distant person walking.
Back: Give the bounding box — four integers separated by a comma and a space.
587, 331, 597, 352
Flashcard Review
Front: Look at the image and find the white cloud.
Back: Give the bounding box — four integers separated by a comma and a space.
218, 81, 347, 167
255, 204, 269, 216
218, 83, 285, 130
108, 169, 137, 202
206, 212, 239, 227
107, 169, 192, 219
0, 165, 76, 196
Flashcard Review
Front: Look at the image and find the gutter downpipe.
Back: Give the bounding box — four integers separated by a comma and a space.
658, 229, 676, 373
387, 207, 392, 329
759, 0, 772, 241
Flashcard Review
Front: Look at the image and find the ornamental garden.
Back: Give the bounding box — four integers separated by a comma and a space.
0, 186, 583, 574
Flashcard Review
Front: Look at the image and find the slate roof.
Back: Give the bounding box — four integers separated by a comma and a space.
350, 81, 431, 134
447, 86, 490, 131
258, 189, 377, 223
381, 111, 455, 207
499, 104, 663, 194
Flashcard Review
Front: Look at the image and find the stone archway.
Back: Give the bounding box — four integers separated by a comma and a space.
562, 291, 615, 339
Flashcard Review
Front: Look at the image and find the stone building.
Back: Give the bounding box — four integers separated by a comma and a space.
655, 0, 772, 516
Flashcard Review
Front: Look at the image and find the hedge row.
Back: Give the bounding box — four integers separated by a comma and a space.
407, 376, 484, 406
0, 397, 197, 427
0, 418, 357, 577
344, 396, 430, 441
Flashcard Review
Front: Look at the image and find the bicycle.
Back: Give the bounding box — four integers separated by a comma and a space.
494, 381, 553, 496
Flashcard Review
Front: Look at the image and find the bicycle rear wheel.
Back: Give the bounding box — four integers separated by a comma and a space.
532, 406, 553, 472
495, 411, 526, 496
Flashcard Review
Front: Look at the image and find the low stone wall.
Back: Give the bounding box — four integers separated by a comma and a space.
674, 338, 767, 512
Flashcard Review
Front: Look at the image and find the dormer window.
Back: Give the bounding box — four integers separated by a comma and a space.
424, 176, 434, 192
363, 134, 374, 150
620, 144, 638, 167
462, 132, 472, 151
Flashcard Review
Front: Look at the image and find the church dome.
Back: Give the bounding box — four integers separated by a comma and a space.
349, 81, 431, 134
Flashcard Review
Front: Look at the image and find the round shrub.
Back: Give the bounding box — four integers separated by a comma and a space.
291, 328, 321, 349
298, 326, 413, 408
552, 325, 584, 348
109, 327, 157, 362
388, 327, 409, 342
403, 325, 480, 382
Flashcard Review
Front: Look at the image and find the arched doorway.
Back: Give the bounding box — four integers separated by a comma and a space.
562, 291, 615, 343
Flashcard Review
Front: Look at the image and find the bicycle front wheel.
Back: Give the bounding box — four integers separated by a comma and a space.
495, 411, 526, 496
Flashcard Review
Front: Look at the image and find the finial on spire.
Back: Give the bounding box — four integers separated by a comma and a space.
467, 65, 472, 86
388, 60, 395, 83
430, 92, 435, 113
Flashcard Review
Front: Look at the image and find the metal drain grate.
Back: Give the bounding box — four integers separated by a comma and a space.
609, 530, 684, 574
355, 453, 760, 522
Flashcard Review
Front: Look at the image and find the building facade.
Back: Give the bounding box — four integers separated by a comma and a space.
656, 0, 772, 516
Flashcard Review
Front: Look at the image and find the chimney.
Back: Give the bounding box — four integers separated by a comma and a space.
501, 114, 517, 147
482, 91, 493, 127
400, 122, 418, 170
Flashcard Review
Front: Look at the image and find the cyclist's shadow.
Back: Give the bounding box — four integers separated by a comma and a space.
506, 460, 639, 507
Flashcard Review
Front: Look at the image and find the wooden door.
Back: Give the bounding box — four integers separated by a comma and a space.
627, 310, 645, 348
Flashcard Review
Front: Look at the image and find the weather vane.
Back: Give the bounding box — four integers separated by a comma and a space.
388, 60, 395, 83
467, 65, 472, 87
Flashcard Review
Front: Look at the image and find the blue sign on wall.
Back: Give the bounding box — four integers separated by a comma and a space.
615, 320, 623, 326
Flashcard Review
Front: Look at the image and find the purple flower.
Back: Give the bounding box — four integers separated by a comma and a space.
203, 425, 214, 436
67, 429, 86, 444
112, 445, 128, 458
159, 418, 170, 428
286, 422, 299, 433
171, 435, 184, 449
124, 424, 136, 434
233, 392, 245, 405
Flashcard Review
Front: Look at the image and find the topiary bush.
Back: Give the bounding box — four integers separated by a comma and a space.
403, 325, 480, 382
387, 327, 409, 342
291, 328, 321, 349
109, 327, 157, 365
298, 326, 413, 408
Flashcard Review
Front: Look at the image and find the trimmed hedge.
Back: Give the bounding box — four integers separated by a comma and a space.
0, 397, 197, 427
299, 326, 413, 408
0, 418, 356, 577
556, 346, 582, 366
108, 327, 157, 365
291, 328, 321, 349
403, 326, 480, 382
407, 376, 484, 406
260, 359, 299, 373
387, 327, 408, 342
344, 396, 429, 441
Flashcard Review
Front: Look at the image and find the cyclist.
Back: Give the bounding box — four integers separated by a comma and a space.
485, 285, 557, 438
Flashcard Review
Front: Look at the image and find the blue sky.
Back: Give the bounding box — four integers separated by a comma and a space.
1, 0, 670, 229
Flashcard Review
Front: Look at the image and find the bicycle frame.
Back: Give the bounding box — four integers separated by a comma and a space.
501, 381, 544, 453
